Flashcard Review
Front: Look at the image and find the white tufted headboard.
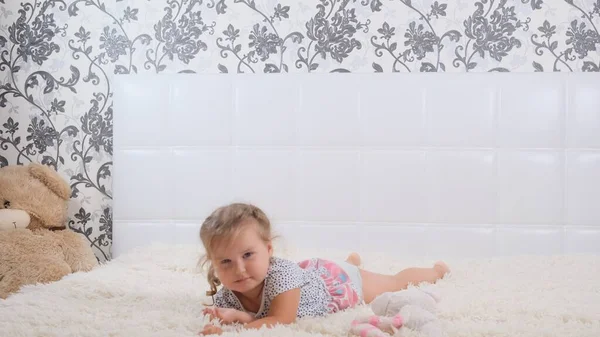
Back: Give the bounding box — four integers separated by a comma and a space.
111, 73, 600, 259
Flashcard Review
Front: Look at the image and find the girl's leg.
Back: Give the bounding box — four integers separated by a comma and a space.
346, 252, 449, 303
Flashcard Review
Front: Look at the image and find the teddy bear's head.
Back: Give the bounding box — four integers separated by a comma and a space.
0, 163, 71, 231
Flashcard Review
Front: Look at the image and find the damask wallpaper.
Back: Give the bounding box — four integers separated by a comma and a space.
0, 0, 599, 261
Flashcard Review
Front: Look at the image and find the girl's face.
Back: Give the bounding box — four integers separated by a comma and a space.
211, 220, 272, 296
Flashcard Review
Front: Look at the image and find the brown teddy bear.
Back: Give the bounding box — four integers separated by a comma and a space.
0, 163, 98, 299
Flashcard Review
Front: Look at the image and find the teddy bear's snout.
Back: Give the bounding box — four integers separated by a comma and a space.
0, 209, 31, 231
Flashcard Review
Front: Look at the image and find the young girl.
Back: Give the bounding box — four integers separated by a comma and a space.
198, 203, 449, 336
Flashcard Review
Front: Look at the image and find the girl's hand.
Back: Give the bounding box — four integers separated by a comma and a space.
199, 324, 223, 336
203, 307, 248, 324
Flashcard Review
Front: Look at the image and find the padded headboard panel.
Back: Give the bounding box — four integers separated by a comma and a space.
112, 73, 600, 259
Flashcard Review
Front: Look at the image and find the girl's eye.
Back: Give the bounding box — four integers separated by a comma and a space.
243, 252, 253, 259
3, 200, 9, 208
220, 259, 231, 265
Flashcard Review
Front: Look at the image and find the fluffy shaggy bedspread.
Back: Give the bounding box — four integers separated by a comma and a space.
1, 244, 599, 337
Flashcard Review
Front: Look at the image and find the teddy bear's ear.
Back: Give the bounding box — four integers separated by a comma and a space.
28, 163, 71, 201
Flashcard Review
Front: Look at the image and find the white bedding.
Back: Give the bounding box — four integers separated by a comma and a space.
1, 243, 599, 337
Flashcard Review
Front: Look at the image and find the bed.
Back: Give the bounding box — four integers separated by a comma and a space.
1, 73, 599, 337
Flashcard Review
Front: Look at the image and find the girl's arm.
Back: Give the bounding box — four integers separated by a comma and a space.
200, 287, 301, 335
200, 308, 256, 335
243, 287, 301, 329
203, 307, 254, 324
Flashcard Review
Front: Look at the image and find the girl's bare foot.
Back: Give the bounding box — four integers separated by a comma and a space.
433, 261, 450, 278
345, 252, 362, 267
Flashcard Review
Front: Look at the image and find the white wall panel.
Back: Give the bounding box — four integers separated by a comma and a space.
112, 73, 600, 258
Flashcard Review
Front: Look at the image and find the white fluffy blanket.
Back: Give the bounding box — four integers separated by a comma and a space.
1, 244, 599, 337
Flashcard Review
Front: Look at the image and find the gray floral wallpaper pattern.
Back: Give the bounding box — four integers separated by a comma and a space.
0, 0, 599, 261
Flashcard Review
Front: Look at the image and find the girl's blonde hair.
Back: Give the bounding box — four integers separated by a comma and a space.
199, 203, 273, 297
